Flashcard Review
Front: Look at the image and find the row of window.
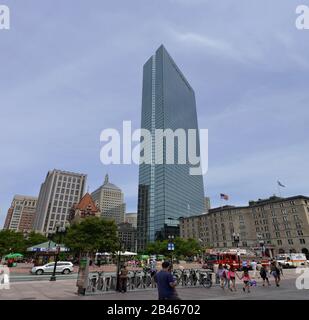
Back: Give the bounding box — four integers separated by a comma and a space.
277, 239, 306, 245
54, 194, 78, 201
57, 176, 82, 183
57, 182, 80, 189
56, 188, 80, 195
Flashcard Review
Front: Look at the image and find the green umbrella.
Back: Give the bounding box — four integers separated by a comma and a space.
5, 253, 23, 259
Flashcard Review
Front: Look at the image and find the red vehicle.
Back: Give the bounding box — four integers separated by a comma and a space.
204, 252, 243, 270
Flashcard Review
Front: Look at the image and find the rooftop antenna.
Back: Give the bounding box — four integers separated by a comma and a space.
104, 174, 109, 184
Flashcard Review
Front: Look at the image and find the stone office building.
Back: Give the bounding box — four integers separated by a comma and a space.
180, 195, 309, 257
33, 169, 86, 235
91, 174, 125, 225
118, 222, 137, 253
3, 195, 38, 233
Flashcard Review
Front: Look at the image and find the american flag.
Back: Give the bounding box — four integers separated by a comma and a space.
277, 180, 286, 188
220, 193, 229, 201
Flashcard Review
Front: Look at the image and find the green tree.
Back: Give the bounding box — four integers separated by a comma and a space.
0, 230, 26, 257
174, 238, 201, 257
144, 238, 201, 259
64, 216, 119, 255
25, 231, 48, 248
145, 240, 169, 256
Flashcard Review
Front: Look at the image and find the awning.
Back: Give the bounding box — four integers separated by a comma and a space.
27, 241, 69, 252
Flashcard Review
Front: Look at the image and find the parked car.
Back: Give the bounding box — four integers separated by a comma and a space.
31, 261, 74, 275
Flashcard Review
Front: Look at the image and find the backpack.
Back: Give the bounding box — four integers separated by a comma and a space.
260, 268, 266, 277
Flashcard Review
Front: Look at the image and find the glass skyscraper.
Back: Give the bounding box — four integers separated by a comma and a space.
137, 45, 205, 250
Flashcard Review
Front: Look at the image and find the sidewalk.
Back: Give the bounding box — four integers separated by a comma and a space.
0, 269, 303, 300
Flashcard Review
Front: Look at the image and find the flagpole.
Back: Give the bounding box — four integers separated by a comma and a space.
277, 183, 282, 198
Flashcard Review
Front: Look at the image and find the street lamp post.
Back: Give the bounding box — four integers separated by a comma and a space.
116, 240, 124, 292
168, 235, 175, 269
233, 232, 240, 269
198, 239, 204, 263
50, 221, 69, 281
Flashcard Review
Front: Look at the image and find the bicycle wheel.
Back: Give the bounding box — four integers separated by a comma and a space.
202, 278, 212, 288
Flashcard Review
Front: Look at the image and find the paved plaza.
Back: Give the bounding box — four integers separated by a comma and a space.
1, 269, 308, 300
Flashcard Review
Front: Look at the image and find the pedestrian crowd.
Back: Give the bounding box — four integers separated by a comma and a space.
115, 258, 284, 299
215, 259, 282, 293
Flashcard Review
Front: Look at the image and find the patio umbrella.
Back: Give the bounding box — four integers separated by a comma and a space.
5, 253, 23, 259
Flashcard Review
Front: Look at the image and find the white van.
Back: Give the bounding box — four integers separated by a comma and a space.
275, 253, 306, 268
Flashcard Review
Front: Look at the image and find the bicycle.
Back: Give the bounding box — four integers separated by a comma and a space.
198, 270, 213, 288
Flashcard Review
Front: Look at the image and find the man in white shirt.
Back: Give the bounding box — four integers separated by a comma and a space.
251, 260, 257, 278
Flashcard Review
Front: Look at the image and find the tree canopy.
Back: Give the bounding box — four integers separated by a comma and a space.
0, 230, 25, 257
144, 237, 201, 258
0, 230, 48, 257
64, 216, 119, 255
25, 231, 48, 248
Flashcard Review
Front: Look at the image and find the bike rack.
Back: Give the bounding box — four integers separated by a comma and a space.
85, 269, 213, 294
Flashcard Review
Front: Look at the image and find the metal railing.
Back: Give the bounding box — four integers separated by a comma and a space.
86, 269, 213, 294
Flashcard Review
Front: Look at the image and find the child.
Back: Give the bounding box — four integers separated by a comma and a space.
227, 265, 236, 292
217, 264, 227, 289
240, 269, 251, 293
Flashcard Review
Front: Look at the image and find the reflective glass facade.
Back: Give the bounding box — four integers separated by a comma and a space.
137, 45, 205, 250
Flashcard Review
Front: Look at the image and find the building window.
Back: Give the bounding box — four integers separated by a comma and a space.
277, 240, 282, 245
300, 239, 306, 244
288, 239, 294, 245
297, 230, 304, 236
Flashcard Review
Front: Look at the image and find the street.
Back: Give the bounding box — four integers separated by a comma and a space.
1, 269, 308, 300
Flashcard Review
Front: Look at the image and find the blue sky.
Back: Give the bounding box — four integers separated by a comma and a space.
1, 0, 308, 227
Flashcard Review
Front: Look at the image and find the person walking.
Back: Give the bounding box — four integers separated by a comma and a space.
239, 268, 251, 293
227, 265, 237, 292
119, 265, 129, 293
241, 260, 248, 271
150, 260, 157, 288
154, 261, 179, 300
270, 261, 280, 287
223, 265, 229, 288
217, 264, 227, 289
259, 265, 270, 286
278, 263, 284, 277
251, 260, 257, 279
